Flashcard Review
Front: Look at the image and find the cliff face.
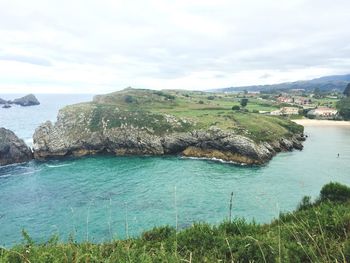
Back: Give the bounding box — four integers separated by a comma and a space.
0, 128, 33, 166
33, 116, 303, 164
33, 89, 304, 165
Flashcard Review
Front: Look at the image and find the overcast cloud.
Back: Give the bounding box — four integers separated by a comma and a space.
0, 0, 349, 93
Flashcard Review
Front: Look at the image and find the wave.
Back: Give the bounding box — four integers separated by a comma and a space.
20, 170, 39, 175
0, 168, 41, 178
180, 156, 248, 166
45, 163, 74, 168
0, 173, 13, 178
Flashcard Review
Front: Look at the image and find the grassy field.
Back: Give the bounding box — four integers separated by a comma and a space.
1, 182, 349, 262
61, 88, 302, 142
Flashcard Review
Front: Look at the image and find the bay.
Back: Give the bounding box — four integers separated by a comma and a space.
0, 94, 350, 247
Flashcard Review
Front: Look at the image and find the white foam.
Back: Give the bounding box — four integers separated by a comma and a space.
45, 163, 73, 168
180, 156, 247, 166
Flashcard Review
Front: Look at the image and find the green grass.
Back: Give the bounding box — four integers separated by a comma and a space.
1, 182, 349, 262
60, 89, 303, 142
313, 97, 339, 108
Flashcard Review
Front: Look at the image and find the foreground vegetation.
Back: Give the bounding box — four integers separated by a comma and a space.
1, 182, 350, 262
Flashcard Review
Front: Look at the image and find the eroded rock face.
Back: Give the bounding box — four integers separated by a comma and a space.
33, 110, 304, 164
0, 128, 33, 166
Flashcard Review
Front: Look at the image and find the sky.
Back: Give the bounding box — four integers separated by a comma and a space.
0, 0, 349, 94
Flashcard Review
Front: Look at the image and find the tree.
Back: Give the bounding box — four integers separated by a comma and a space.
313, 87, 322, 98
240, 98, 248, 107
231, 105, 240, 111
343, 83, 350, 97
337, 97, 350, 120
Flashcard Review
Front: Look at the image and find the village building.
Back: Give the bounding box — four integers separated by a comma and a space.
270, 107, 299, 116
307, 107, 338, 119
276, 96, 293, 103
270, 110, 282, 115
294, 98, 311, 105
281, 107, 299, 115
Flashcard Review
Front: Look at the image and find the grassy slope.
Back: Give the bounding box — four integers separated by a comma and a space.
1, 182, 349, 262
60, 89, 303, 142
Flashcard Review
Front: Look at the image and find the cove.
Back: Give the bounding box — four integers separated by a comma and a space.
0, 126, 350, 247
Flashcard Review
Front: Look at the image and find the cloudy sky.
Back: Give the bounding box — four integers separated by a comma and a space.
0, 0, 349, 93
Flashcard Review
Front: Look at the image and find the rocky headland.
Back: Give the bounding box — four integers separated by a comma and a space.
32, 88, 304, 165
0, 94, 40, 107
0, 128, 33, 166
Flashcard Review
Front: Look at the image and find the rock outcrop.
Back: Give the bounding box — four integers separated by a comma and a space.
33, 113, 304, 165
0, 98, 8, 104
32, 88, 305, 165
2, 104, 11, 109
11, 94, 40, 106
0, 128, 33, 166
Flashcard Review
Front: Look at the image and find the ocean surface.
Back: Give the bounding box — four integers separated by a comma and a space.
1, 94, 350, 247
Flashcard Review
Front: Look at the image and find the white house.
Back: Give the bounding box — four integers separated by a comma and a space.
307, 107, 338, 119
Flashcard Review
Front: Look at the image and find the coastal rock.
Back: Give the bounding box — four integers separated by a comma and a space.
32, 89, 305, 165
11, 94, 40, 106
2, 104, 11, 109
33, 113, 302, 165
0, 128, 33, 166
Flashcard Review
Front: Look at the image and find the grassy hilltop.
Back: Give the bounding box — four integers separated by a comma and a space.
61, 88, 302, 142
1, 182, 350, 262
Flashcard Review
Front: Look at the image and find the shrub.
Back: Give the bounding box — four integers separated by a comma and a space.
297, 196, 312, 211
166, 94, 175, 100
153, 91, 175, 100
123, 95, 135, 103
207, 96, 215, 100
232, 105, 240, 111
142, 226, 175, 242
240, 98, 248, 107
198, 100, 204, 104
319, 182, 350, 202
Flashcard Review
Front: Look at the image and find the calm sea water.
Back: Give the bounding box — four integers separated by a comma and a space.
0, 94, 350, 247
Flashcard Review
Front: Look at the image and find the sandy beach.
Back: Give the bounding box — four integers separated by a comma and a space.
293, 119, 350, 126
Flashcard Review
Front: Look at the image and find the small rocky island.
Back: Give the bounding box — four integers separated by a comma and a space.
0, 94, 40, 107
0, 128, 33, 166
33, 88, 305, 165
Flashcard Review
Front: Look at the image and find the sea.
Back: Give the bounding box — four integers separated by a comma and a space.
0, 94, 350, 247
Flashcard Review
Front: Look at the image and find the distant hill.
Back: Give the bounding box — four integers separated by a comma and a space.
215, 74, 350, 93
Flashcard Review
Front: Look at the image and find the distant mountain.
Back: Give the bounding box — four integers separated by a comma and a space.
215, 74, 350, 93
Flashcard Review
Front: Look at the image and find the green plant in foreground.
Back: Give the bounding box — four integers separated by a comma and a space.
1, 182, 349, 262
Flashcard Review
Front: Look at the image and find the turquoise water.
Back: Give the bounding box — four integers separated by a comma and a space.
1, 126, 350, 247
1, 95, 350, 246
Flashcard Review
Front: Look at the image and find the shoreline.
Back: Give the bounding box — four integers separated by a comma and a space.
292, 119, 350, 126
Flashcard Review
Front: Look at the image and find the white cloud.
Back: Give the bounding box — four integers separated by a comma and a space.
0, 0, 349, 94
